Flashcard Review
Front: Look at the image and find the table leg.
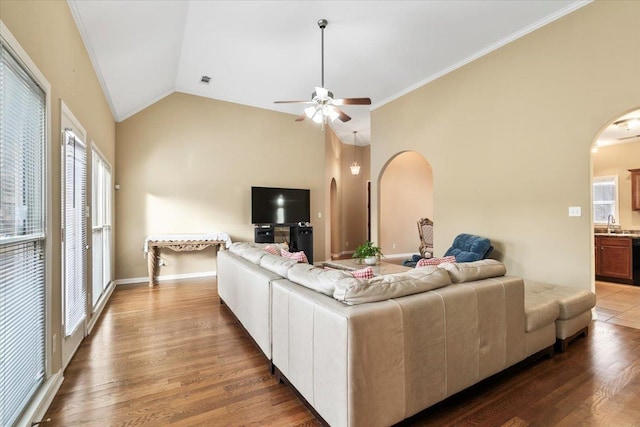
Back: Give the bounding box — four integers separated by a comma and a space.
148, 246, 158, 287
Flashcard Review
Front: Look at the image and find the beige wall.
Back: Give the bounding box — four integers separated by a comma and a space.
115, 92, 325, 279
380, 151, 433, 255
340, 140, 370, 254
1, 1, 116, 372
324, 127, 371, 258
371, 1, 640, 289
593, 141, 640, 231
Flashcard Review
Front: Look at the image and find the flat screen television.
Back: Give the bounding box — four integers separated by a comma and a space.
251, 186, 310, 225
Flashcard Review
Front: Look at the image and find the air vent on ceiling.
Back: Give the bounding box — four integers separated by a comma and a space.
200, 75, 211, 84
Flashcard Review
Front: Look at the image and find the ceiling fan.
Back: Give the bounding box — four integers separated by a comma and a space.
274, 19, 371, 126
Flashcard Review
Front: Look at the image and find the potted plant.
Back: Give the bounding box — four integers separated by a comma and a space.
352, 241, 383, 265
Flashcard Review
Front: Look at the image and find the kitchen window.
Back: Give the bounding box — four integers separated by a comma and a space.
593, 175, 619, 224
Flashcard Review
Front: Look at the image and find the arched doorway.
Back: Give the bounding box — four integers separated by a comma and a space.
379, 151, 433, 257
591, 108, 640, 291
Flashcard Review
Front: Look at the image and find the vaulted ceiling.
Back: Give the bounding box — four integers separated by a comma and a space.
68, 0, 589, 144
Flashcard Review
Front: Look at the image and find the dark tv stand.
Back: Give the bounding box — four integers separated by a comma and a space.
253, 225, 313, 264
254, 225, 275, 243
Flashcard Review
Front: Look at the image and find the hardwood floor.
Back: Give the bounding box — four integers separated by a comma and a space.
44, 279, 640, 426
44, 279, 318, 427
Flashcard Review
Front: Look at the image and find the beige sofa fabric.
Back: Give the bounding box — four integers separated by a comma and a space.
260, 253, 298, 277
217, 250, 280, 359
219, 246, 561, 427
333, 266, 452, 305
524, 280, 595, 341
524, 280, 596, 319
272, 275, 531, 427
524, 292, 560, 333
287, 263, 352, 296
556, 311, 592, 339
228, 241, 255, 256
438, 259, 507, 284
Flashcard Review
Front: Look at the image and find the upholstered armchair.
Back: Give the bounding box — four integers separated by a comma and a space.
417, 218, 434, 259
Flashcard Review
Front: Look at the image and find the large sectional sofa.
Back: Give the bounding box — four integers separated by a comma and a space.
217, 242, 595, 427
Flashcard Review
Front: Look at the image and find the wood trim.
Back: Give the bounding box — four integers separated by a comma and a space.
555, 326, 589, 353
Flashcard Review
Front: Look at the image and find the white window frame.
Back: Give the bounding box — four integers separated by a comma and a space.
60, 101, 88, 369
88, 143, 113, 331
0, 20, 59, 427
593, 175, 619, 224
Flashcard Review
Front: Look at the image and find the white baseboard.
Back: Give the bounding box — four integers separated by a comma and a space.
18, 369, 64, 427
383, 252, 418, 260
116, 270, 217, 286
331, 251, 418, 260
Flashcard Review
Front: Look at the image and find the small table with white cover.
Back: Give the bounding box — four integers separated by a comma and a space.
144, 233, 232, 286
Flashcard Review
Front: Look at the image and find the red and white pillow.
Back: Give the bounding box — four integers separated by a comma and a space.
264, 245, 280, 256
281, 248, 309, 263
350, 266, 374, 279
416, 255, 456, 268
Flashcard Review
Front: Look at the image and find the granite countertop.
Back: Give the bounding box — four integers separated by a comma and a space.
594, 232, 640, 238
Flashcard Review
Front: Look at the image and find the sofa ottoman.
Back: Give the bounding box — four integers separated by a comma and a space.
524, 280, 596, 352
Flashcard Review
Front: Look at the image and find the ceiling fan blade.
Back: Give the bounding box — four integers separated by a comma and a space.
329, 105, 351, 122
274, 100, 314, 104
295, 114, 306, 122
332, 97, 372, 106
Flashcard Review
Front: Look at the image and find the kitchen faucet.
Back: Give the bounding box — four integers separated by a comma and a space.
607, 214, 616, 233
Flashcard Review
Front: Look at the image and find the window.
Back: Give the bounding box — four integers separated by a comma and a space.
593, 176, 619, 224
0, 39, 47, 427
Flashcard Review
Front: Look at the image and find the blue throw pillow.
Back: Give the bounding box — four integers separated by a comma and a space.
444, 234, 492, 263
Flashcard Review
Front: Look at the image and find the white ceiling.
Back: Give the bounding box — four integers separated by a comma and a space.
68, 0, 589, 145
596, 109, 640, 147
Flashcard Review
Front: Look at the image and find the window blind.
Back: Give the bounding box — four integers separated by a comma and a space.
63, 131, 86, 337
0, 42, 46, 427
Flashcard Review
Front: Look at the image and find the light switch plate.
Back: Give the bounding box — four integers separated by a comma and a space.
568, 206, 582, 217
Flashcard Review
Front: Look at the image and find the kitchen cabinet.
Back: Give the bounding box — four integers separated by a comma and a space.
630, 169, 640, 211
595, 235, 633, 282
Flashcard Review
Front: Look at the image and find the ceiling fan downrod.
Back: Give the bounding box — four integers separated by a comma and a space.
318, 19, 327, 89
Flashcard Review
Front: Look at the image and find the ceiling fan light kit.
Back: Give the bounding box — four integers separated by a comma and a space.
274, 19, 371, 130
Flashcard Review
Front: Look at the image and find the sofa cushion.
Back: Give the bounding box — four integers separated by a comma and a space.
281, 248, 309, 263
416, 256, 456, 267
287, 263, 352, 296
242, 247, 269, 264
229, 241, 255, 256
524, 280, 596, 320
438, 259, 506, 284
524, 292, 560, 332
259, 253, 298, 277
333, 266, 452, 305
